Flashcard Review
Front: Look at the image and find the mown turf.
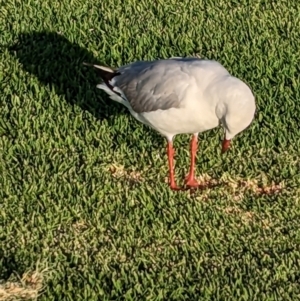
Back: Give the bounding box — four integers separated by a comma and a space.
1, 0, 300, 300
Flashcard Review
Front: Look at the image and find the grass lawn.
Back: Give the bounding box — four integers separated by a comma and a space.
1, 0, 300, 300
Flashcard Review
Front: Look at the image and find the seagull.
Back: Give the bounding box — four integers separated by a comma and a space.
84, 57, 256, 190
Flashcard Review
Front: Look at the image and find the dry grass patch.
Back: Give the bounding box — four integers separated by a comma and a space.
0, 269, 47, 301
107, 164, 144, 183
223, 206, 255, 222
194, 174, 284, 195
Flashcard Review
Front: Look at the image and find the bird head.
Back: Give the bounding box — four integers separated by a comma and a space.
219, 78, 256, 154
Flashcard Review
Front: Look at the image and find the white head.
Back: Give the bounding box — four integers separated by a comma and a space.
217, 76, 256, 153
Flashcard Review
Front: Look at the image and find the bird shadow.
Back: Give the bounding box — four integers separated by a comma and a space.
8, 30, 126, 123
8, 30, 165, 152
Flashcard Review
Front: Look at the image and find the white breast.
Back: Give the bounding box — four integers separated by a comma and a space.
129, 87, 220, 141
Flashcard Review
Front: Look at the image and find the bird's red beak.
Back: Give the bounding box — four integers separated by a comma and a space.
222, 138, 231, 153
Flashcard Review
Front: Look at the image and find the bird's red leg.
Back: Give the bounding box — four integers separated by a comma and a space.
185, 134, 200, 188
167, 141, 181, 191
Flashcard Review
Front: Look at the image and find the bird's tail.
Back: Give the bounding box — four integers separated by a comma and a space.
83, 62, 128, 105
83, 62, 120, 90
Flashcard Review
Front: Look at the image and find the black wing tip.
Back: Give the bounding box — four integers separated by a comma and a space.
83, 62, 121, 86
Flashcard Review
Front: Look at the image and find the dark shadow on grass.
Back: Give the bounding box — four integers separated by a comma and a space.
0, 252, 26, 281
8, 31, 125, 122
8, 31, 164, 152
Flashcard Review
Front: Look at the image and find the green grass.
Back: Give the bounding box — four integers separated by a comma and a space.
1, 0, 300, 300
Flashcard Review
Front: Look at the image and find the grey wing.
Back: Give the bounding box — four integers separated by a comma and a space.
114, 60, 190, 113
